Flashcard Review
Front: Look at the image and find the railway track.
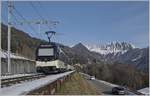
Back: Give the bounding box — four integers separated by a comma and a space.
1, 74, 46, 88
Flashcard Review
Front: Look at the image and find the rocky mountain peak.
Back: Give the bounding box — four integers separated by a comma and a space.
72, 43, 88, 51
85, 42, 135, 55
106, 41, 135, 50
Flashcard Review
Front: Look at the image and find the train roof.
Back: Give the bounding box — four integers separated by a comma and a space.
39, 42, 57, 47
38, 42, 64, 48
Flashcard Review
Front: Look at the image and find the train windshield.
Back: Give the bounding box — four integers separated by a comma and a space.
38, 48, 54, 56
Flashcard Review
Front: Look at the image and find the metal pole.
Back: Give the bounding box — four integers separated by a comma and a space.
38, 21, 41, 37
0, 1, 1, 78
8, 1, 13, 74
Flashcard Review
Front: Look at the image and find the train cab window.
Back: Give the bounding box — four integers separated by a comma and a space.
38, 48, 54, 56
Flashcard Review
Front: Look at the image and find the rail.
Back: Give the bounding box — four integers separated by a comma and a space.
1, 73, 45, 88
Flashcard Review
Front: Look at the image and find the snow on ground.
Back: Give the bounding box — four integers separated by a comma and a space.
1, 73, 37, 79
0, 71, 74, 95
0, 49, 34, 61
0, 50, 8, 58
138, 87, 150, 95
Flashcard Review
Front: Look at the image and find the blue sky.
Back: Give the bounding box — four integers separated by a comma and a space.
2, 1, 149, 48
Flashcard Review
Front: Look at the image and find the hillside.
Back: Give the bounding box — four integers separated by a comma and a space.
75, 42, 149, 73
55, 72, 100, 95
1, 24, 149, 89
2, 24, 47, 59
2, 23, 149, 72
1, 24, 98, 65
2, 23, 149, 71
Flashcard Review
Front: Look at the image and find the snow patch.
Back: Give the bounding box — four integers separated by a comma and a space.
0, 49, 34, 61
85, 44, 128, 55
132, 55, 142, 61
138, 87, 150, 95
1, 73, 37, 79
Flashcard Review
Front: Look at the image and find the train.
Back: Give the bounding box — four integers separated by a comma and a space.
35, 42, 74, 74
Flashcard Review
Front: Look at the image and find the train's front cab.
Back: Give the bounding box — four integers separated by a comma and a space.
35, 42, 66, 74
36, 42, 59, 61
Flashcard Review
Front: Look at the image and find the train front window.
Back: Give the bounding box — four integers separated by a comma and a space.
38, 48, 54, 56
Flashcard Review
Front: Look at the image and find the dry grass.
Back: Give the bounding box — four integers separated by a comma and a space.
55, 72, 100, 95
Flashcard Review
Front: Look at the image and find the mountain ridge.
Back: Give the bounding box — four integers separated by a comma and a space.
73, 42, 149, 72
1, 23, 148, 73
84, 42, 135, 55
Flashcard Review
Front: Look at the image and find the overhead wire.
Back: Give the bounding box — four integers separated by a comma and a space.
29, 1, 51, 29
37, 1, 68, 61
37, 1, 62, 42
30, 2, 45, 21
30, 1, 59, 30
11, 13, 23, 32
12, 5, 41, 37
29, 1, 52, 40
13, 2, 70, 62
11, 13, 23, 26
35, 2, 68, 57
12, 13, 20, 25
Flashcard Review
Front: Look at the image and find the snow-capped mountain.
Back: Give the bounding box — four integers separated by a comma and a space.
72, 42, 148, 72
85, 42, 135, 55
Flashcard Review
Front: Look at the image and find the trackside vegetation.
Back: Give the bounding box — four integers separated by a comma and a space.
55, 72, 100, 95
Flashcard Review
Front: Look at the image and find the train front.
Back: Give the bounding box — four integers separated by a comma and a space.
35, 43, 66, 74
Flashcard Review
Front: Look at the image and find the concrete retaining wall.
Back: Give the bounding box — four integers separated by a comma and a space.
1, 58, 36, 75
27, 71, 74, 95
